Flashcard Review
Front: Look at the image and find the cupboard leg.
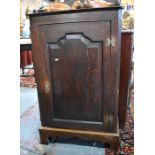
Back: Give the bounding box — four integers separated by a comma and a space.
111, 143, 119, 155
39, 130, 49, 144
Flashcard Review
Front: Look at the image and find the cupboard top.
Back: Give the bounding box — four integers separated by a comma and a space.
28, 6, 123, 17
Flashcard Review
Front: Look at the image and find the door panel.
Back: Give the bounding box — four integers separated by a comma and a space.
38, 21, 111, 131
48, 33, 103, 122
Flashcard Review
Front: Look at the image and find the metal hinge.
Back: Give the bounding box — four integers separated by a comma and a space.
105, 114, 113, 125
106, 38, 116, 48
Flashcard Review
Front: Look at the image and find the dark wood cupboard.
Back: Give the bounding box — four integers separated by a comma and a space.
119, 31, 133, 129
29, 7, 124, 152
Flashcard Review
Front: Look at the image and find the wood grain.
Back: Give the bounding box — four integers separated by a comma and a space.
39, 124, 119, 151
118, 31, 133, 129
29, 7, 123, 152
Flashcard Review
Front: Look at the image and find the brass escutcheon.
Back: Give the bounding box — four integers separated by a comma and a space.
44, 81, 49, 93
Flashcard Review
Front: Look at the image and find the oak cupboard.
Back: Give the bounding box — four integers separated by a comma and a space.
29, 7, 124, 152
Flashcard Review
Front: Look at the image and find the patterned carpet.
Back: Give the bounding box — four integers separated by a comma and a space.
105, 107, 134, 155
20, 69, 134, 155
20, 68, 36, 87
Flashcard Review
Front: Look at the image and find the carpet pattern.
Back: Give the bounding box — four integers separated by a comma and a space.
105, 108, 134, 155
106, 88, 134, 155
20, 68, 36, 87
20, 76, 36, 87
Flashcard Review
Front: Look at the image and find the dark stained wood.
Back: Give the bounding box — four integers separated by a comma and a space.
20, 32, 132, 130
48, 33, 104, 130
29, 7, 122, 152
38, 21, 113, 132
39, 123, 119, 151
118, 31, 133, 129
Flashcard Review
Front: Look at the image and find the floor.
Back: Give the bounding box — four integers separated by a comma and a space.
20, 87, 38, 116
20, 87, 105, 155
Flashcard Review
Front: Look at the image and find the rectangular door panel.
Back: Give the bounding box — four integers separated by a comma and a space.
48, 33, 103, 122
38, 21, 111, 131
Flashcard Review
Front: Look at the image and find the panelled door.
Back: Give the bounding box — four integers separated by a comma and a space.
34, 20, 116, 132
